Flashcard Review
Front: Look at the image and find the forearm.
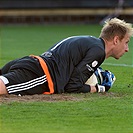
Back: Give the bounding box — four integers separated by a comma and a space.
65, 84, 97, 93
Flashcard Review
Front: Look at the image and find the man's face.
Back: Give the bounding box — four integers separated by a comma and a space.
112, 34, 130, 59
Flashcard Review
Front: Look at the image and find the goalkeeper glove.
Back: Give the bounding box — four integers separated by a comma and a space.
101, 70, 116, 91
95, 69, 116, 92
95, 84, 105, 93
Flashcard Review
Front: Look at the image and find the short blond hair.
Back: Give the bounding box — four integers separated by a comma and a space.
99, 18, 133, 41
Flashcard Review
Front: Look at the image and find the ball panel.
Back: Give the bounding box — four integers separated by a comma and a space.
85, 67, 104, 86
85, 73, 98, 86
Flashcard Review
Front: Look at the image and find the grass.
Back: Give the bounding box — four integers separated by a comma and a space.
0, 95, 132, 133
0, 24, 133, 133
0, 25, 102, 65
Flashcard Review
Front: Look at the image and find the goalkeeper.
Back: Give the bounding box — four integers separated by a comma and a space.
0, 18, 133, 95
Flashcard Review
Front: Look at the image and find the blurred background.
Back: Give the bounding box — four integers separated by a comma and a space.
0, 0, 133, 25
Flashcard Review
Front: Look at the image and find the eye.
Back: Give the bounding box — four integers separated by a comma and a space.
126, 40, 129, 44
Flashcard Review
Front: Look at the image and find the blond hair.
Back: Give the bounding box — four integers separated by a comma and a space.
99, 18, 133, 41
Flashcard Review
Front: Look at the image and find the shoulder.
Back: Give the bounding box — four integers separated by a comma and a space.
75, 36, 104, 47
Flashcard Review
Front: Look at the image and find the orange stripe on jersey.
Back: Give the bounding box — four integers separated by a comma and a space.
30, 55, 54, 94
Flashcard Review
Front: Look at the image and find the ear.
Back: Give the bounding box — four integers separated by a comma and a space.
113, 36, 120, 45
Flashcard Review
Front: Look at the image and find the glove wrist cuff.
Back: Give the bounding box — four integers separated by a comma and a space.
95, 84, 105, 93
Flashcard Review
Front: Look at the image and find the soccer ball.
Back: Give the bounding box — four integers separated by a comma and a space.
85, 68, 103, 86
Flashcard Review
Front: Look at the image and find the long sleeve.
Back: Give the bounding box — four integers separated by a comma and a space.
64, 46, 105, 93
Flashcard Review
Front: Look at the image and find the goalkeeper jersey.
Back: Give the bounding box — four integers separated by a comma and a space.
41, 36, 106, 93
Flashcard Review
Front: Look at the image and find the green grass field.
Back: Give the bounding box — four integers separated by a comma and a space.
0, 24, 133, 133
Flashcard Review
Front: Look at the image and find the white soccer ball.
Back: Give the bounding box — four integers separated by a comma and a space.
85, 73, 98, 86
85, 68, 103, 86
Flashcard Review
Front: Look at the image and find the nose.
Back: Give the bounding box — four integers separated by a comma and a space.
125, 45, 129, 52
